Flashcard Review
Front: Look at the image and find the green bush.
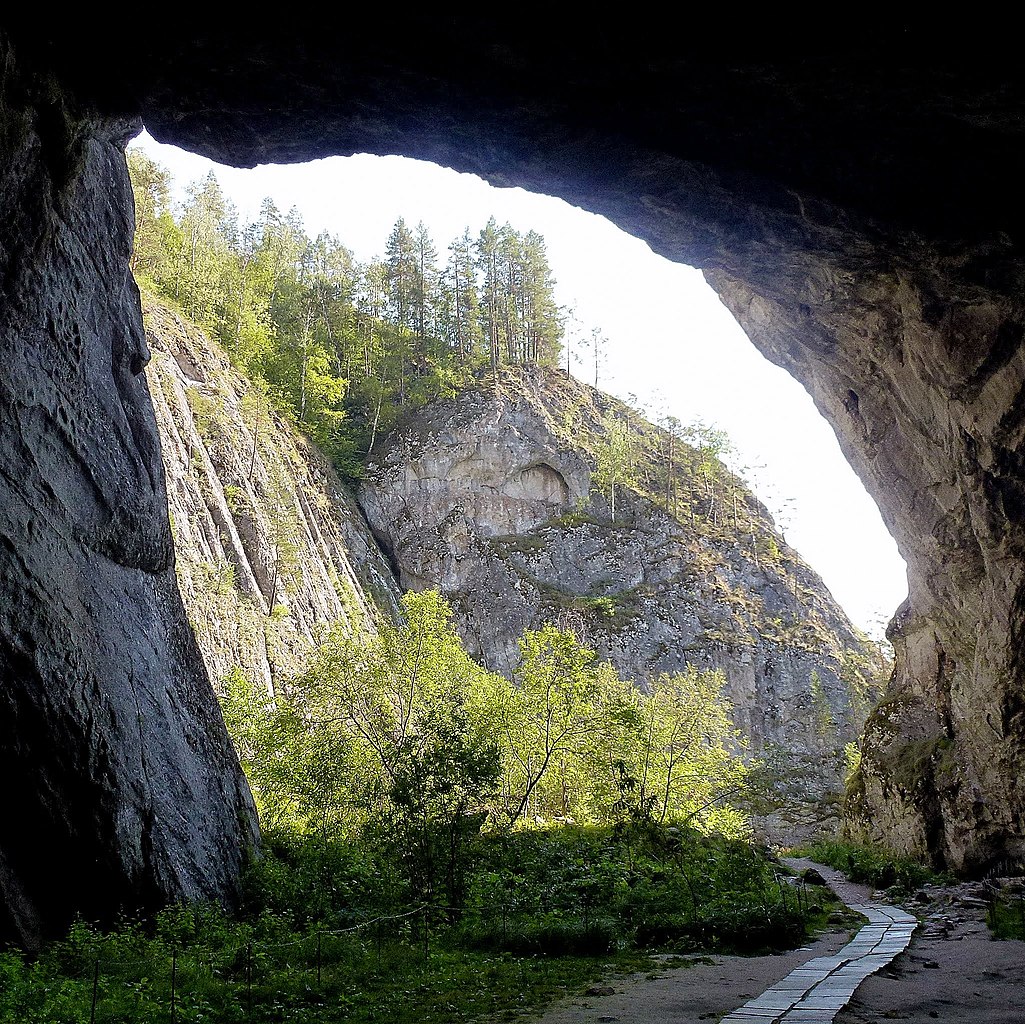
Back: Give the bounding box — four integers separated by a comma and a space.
987, 895, 1025, 940
803, 839, 934, 893
634, 905, 807, 954
458, 915, 620, 956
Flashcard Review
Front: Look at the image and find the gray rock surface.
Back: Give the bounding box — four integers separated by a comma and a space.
0, 46, 257, 946
705, 232, 1025, 874
2, 26, 1025, 925
359, 367, 886, 821
144, 296, 401, 695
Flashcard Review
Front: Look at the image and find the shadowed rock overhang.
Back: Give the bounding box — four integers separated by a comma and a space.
2, 24, 1025, 949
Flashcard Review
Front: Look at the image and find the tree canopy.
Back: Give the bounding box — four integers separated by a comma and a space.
128, 150, 567, 478
223, 589, 751, 868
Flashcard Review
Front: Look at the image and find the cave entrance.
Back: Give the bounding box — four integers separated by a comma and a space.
133, 132, 906, 641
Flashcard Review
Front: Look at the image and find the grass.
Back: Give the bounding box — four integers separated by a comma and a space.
0, 925, 650, 1024
986, 894, 1025, 941
797, 838, 937, 894
0, 823, 845, 1023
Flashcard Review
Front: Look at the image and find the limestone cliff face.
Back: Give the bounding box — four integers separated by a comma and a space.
0, 46, 257, 948
359, 368, 885, 816
707, 258, 1025, 874
143, 297, 401, 695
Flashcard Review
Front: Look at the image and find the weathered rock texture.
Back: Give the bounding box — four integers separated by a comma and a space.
359, 367, 885, 820
2, 24, 1024, 907
143, 297, 401, 694
0, 44, 257, 947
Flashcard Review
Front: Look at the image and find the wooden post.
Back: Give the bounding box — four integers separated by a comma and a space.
170, 948, 177, 1024
89, 959, 100, 1024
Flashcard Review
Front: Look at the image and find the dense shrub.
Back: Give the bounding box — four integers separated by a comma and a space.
803, 839, 935, 893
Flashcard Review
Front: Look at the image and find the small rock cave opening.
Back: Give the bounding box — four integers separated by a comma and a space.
502, 463, 570, 504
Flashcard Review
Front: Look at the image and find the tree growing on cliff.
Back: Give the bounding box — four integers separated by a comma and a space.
592, 412, 639, 519
444, 228, 483, 362
127, 152, 574, 481
265, 462, 303, 616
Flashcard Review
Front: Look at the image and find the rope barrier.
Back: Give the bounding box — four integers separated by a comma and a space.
55, 891, 813, 1021
75, 900, 437, 970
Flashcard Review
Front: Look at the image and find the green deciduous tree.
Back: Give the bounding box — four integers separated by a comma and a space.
126, 149, 173, 282
631, 668, 747, 830
593, 413, 639, 519
499, 625, 609, 826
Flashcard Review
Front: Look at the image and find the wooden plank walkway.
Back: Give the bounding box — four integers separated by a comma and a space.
721, 864, 917, 1023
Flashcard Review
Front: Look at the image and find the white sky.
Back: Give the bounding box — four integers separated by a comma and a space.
133, 130, 907, 639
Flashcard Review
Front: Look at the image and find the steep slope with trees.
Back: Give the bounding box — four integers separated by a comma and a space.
359, 367, 888, 826
140, 293, 758, 847
129, 150, 885, 835
128, 150, 567, 482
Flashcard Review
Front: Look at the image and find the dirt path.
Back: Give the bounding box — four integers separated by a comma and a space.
835, 882, 1023, 1024
529, 862, 1025, 1024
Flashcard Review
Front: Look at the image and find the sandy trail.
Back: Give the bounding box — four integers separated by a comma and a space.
529, 861, 1025, 1024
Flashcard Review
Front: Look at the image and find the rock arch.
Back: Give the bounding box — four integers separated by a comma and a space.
2, 24, 1024, 941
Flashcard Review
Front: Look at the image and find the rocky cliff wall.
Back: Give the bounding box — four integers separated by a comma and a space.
359, 368, 886, 825
143, 297, 401, 696
0, 45, 257, 947
708, 254, 1025, 873
1, 26, 1023, 914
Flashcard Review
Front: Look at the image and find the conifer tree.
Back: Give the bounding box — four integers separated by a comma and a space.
413, 221, 440, 345
385, 218, 418, 403
521, 229, 562, 366
127, 150, 570, 479
477, 217, 502, 375
444, 228, 482, 362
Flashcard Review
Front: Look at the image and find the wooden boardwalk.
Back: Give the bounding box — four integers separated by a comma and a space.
721, 864, 918, 1023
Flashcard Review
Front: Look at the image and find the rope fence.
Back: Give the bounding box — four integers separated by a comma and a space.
13, 885, 823, 1023
48, 902, 444, 1024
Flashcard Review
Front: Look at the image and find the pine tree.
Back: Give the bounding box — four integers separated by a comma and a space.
413, 221, 440, 346
497, 223, 523, 362
477, 217, 502, 375
521, 230, 563, 366
385, 218, 418, 403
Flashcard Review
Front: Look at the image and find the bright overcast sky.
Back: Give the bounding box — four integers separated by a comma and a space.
133, 130, 907, 639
